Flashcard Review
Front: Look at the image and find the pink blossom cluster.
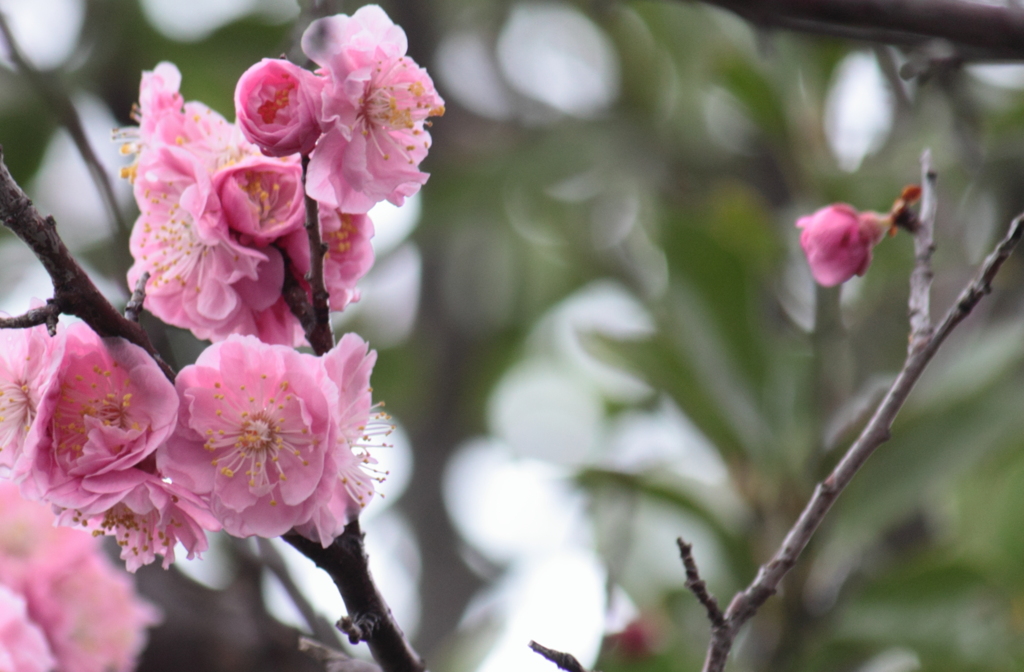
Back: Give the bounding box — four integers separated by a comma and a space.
120, 4, 442, 346
0, 319, 385, 569
0, 481, 159, 672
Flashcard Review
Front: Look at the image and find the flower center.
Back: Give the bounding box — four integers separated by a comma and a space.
257, 82, 295, 124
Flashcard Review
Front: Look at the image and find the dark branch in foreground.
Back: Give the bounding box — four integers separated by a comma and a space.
0, 303, 59, 334
697, 0, 1024, 62
528, 641, 590, 672
698, 211, 1024, 671
283, 522, 425, 672
0, 149, 174, 380
677, 539, 725, 629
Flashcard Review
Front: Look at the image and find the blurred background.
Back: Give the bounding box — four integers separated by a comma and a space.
3, 0, 1024, 671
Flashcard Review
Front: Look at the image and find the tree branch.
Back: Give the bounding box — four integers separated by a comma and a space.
698, 209, 1024, 672
283, 522, 425, 672
301, 155, 334, 356
0, 148, 174, 380
125, 271, 149, 323
528, 641, 590, 672
0, 302, 59, 334
0, 12, 131, 243
677, 538, 725, 629
908, 150, 937, 351
694, 0, 1024, 62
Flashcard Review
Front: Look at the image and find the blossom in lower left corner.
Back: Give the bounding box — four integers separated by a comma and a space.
0, 481, 159, 672
0, 585, 53, 672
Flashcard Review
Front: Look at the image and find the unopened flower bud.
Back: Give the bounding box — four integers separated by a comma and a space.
235, 58, 323, 157
796, 204, 887, 286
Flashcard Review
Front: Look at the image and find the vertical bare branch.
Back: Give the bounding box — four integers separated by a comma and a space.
908, 150, 938, 351
301, 155, 334, 356
283, 522, 426, 672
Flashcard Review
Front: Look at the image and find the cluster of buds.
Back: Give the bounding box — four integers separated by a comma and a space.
119, 4, 443, 345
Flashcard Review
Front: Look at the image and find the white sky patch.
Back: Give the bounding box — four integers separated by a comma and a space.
475, 551, 606, 672
488, 361, 604, 465
369, 192, 421, 258
527, 280, 654, 403
437, 31, 514, 121
0, 253, 120, 317
343, 242, 422, 349
0, 0, 84, 69
139, 0, 297, 42
824, 51, 894, 172
444, 437, 590, 563
603, 397, 728, 484
968, 63, 1024, 89
497, 2, 619, 117
174, 532, 236, 590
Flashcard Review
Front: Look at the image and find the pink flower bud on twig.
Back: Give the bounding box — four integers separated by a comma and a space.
796, 203, 888, 287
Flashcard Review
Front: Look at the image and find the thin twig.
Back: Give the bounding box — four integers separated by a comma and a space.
908, 150, 938, 351
280, 245, 318, 336
0, 302, 59, 334
0, 12, 131, 244
283, 522, 425, 672
0, 148, 174, 380
696, 0, 1024, 61
677, 538, 725, 629
301, 155, 334, 356
528, 641, 590, 672
255, 537, 345, 648
125, 271, 149, 323
699, 212, 1024, 672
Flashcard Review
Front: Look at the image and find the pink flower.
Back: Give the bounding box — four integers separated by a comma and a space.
0, 318, 59, 478
280, 207, 374, 312
0, 485, 94, 593
0, 584, 54, 672
0, 482, 159, 672
20, 551, 159, 672
120, 62, 244, 179
302, 4, 445, 212
235, 58, 324, 157
57, 475, 219, 572
796, 204, 887, 286
160, 335, 336, 538
19, 323, 178, 515
127, 145, 298, 344
136, 62, 184, 144
213, 154, 306, 246
294, 333, 386, 546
